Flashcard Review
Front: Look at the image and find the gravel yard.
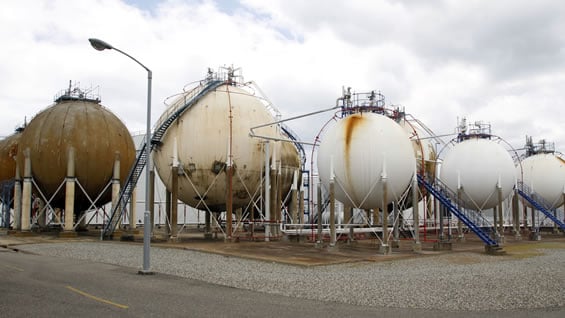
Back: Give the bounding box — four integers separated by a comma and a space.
17, 240, 565, 312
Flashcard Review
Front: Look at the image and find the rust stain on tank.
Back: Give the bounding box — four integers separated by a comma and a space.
344, 114, 364, 150
344, 114, 364, 164
342, 114, 365, 204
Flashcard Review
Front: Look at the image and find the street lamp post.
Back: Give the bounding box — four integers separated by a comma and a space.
89, 38, 153, 274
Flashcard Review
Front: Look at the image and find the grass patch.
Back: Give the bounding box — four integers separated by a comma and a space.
504, 241, 565, 259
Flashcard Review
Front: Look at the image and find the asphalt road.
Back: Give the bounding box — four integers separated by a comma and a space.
0, 247, 563, 318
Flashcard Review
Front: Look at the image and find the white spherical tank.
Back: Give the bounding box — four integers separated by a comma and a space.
400, 120, 437, 177
440, 138, 516, 210
317, 113, 416, 209
153, 83, 300, 212
519, 153, 565, 209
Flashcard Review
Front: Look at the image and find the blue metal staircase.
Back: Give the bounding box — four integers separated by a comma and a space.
102, 79, 225, 239
516, 182, 565, 231
417, 174, 499, 247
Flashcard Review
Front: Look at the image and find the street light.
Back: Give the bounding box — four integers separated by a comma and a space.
89, 38, 153, 275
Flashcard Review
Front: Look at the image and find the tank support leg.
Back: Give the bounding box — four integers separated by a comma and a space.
130, 188, 137, 230
316, 183, 323, 247
392, 202, 400, 248
290, 170, 298, 225
21, 148, 32, 232
63, 147, 75, 233
165, 189, 171, 236
512, 190, 521, 239
275, 161, 282, 238
299, 187, 305, 226
329, 157, 336, 247
380, 178, 391, 255
111, 152, 121, 228
457, 189, 464, 241
149, 169, 155, 234
13, 160, 22, 231
497, 184, 504, 243
344, 205, 353, 243
412, 173, 421, 252
171, 165, 178, 239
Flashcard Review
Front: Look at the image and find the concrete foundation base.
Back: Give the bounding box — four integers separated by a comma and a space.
379, 244, 392, 255
327, 244, 338, 251
285, 234, 307, 243
529, 232, 541, 241
58, 231, 77, 238
346, 239, 357, 245
204, 233, 213, 239
412, 241, 422, 253
456, 235, 465, 242
513, 232, 522, 240
120, 234, 135, 241
13, 231, 35, 237
433, 241, 452, 251
485, 245, 506, 255
497, 235, 506, 245
391, 240, 400, 248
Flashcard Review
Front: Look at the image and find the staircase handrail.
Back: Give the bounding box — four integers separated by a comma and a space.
417, 174, 498, 246
516, 182, 565, 231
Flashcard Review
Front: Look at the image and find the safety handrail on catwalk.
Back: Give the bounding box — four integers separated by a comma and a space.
515, 182, 565, 231
417, 174, 499, 247
102, 79, 225, 239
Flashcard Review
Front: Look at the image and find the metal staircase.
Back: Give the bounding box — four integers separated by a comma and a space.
516, 182, 565, 231
417, 174, 499, 247
101, 79, 225, 239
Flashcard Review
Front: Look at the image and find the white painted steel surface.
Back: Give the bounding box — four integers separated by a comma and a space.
317, 113, 415, 209
153, 84, 299, 212
519, 153, 565, 209
400, 120, 436, 176
441, 138, 516, 210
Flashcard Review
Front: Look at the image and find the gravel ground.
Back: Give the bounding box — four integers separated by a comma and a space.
18, 242, 565, 312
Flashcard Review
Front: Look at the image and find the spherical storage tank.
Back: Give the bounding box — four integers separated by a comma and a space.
0, 132, 21, 182
519, 153, 565, 209
16, 95, 136, 210
400, 120, 436, 178
441, 138, 516, 210
317, 113, 416, 209
153, 83, 300, 212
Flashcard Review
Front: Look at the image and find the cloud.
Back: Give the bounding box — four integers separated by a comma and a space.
1, 0, 564, 154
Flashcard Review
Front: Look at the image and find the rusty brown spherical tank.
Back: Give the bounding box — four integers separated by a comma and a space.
16, 97, 135, 210
0, 132, 21, 182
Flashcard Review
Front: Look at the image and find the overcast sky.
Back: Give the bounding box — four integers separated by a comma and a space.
1, 0, 564, 154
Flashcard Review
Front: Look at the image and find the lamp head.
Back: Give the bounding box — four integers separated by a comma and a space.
88, 38, 113, 51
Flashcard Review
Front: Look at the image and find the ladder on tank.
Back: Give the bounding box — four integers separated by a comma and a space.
417, 174, 499, 247
516, 182, 565, 231
101, 79, 225, 239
